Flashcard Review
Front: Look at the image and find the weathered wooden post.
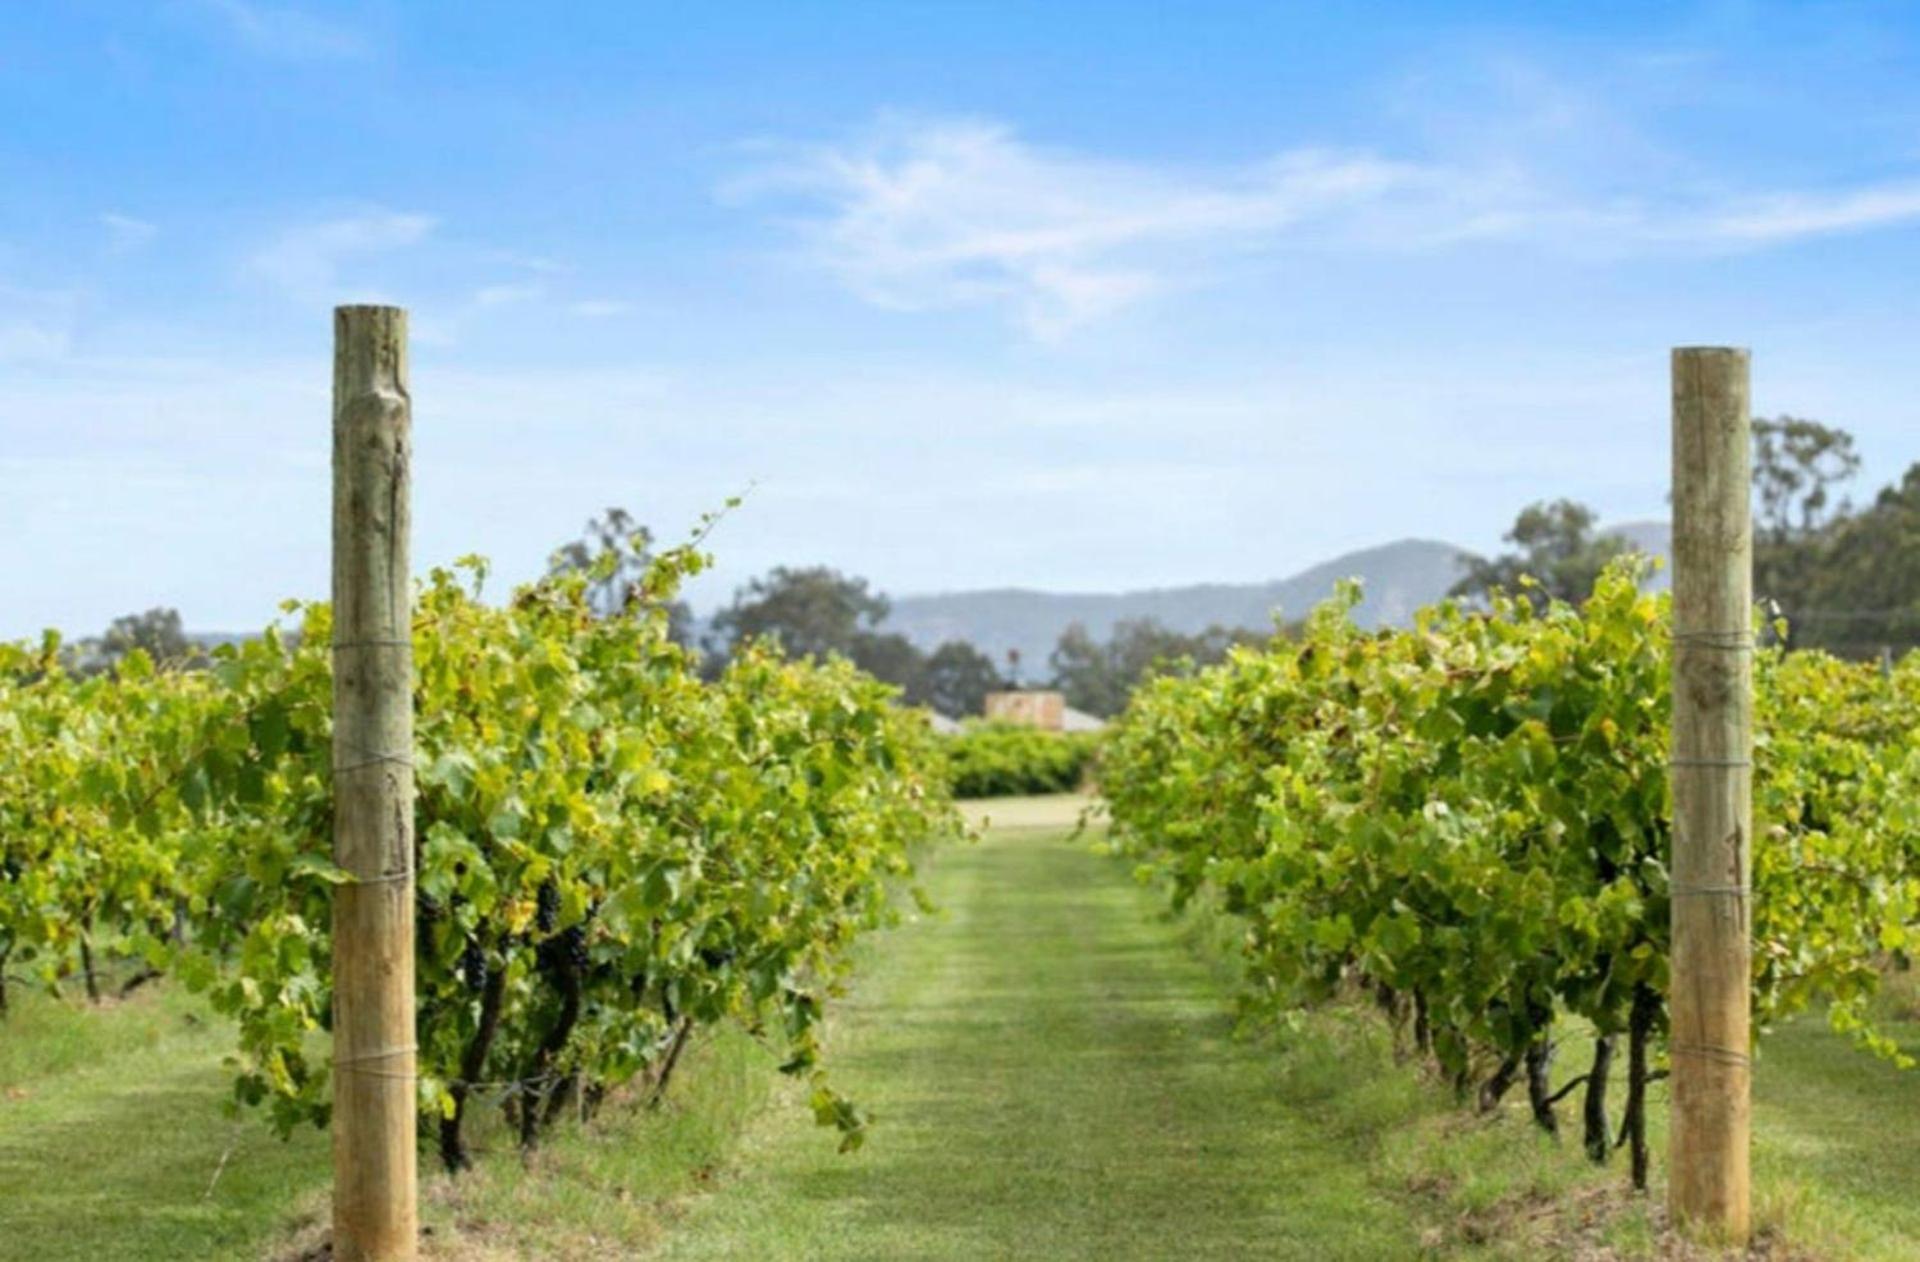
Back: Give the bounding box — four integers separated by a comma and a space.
331, 305, 417, 1261
1668, 346, 1752, 1243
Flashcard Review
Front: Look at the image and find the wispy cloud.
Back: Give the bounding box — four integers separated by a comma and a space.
240, 216, 634, 344
726, 116, 1466, 339
246, 210, 435, 303
99, 212, 158, 253
1701, 184, 1920, 244
728, 114, 1920, 338
189, 0, 372, 62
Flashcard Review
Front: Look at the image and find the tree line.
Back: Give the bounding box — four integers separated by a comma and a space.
1456, 416, 1920, 658
548, 508, 1260, 718
544, 419, 1920, 718
690, 560, 1259, 719
73, 415, 1916, 714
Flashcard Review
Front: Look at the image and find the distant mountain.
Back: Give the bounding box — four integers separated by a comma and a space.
189, 522, 1674, 676
885, 539, 1467, 678
885, 524, 1671, 678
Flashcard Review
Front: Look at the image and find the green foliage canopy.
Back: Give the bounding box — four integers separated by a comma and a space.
1101, 559, 1920, 1189
0, 538, 959, 1170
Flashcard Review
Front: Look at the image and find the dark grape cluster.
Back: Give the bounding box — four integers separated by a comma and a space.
459, 940, 488, 990
534, 894, 588, 976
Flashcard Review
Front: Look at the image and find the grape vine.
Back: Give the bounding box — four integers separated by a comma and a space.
1100, 559, 1920, 1190
1, 536, 960, 1170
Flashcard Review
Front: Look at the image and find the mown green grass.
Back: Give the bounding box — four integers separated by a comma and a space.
1157, 831, 1920, 1259
340, 1026, 781, 1261
0, 984, 330, 1261
1748, 1001, 1920, 1259
653, 815, 1416, 1261
0, 983, 788, 1262
652, 818, 1920, 1260
3, 807, 1919, 1259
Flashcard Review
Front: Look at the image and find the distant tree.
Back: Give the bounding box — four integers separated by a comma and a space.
1796, 463, 1920, 656
1753, 416, 1859, 542
1454, 421, 1892, 652
104, 607, 191, 661
1451, 499, 1632, 609
70, 607, 197, 676
847, 629, 929, 703
919, 640, 1005, 717
1750, 417, 1860, 631
708, 565, 890, 662
549, 507, 693, 643
1049, 618, 1265, 718
1048, 623, 1122, 717
707, 565, 1013, 709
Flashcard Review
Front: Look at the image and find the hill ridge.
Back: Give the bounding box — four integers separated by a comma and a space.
884, 525, 1670, 677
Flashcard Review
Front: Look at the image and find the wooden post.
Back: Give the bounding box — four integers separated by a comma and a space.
1668, 346, 1752, 1243
331, 305, 417, 1261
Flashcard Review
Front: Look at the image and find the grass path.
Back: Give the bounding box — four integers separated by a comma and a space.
653, 801, 1419, 1261
5, 798, 1920, 1258
0, 987, 330, 1261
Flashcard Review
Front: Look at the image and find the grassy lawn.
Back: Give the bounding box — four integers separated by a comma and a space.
1, 801, 1917, 1259
1149, 836, 1920, 1260
0, 979, 788, 1262
654, 810, 1414, 1261
1749, 1004, 1920, 1258
0, 984, 330, 1261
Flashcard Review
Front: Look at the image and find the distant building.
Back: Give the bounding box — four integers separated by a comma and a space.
982, 690, 1106, 732
985, 689, 1066, 729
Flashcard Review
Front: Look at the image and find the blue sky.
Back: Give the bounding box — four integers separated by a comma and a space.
6, 1, 1920, 636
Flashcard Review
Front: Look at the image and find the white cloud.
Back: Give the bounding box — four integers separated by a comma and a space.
729, 114, 1920, 338
100, 212, 158, 253
190, 0, 371, 61
247, 210, 436, 303
1701, 184, 1920, 244
727, 117, 1462, 339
